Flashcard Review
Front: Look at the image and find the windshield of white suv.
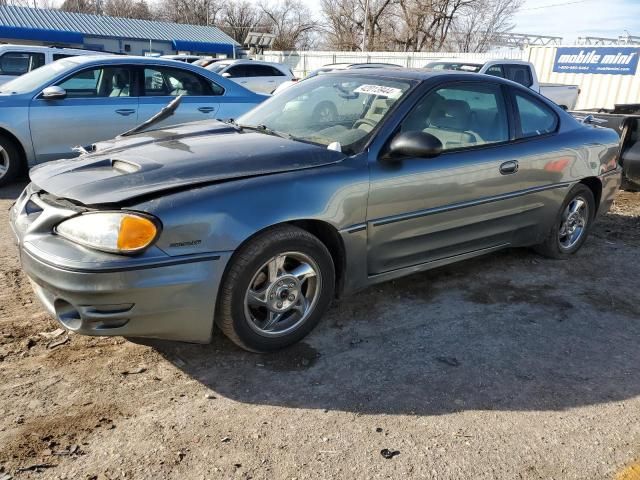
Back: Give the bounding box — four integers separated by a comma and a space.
426, 62, 483, 73
236, 74, 413, 154
0, 58, 77, 94
206, 62, 231, 74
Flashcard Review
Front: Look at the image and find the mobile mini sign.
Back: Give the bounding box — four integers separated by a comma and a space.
553, 47, 640, 75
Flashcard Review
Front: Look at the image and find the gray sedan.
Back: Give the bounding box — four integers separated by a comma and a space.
0, 55, 266, 185
10, 69, 622, 352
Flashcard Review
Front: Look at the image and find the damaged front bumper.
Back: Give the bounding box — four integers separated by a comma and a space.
10, 184, 231, 343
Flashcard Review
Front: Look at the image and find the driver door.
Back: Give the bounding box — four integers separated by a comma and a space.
367, 81, 529, 274
137, 66, 221, 129
29, 65, 139, 163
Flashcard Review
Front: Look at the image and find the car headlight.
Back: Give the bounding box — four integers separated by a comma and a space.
55, 212, 160, 254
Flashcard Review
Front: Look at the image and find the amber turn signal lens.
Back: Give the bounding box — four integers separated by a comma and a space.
117, 215, 158, 251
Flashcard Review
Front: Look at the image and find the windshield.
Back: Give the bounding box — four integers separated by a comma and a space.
237, 74, 413, 154
426, 62, 483, 73
206, 62, 230, 74
0, 59, 77, 94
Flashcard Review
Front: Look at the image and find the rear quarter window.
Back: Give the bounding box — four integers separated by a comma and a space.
515, 92, 558, 138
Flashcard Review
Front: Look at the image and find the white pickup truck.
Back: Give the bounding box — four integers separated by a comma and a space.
0, 44, 110, 86
425, 59, 580, 110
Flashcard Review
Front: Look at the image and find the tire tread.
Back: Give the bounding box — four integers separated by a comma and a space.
216, 225, 334, 351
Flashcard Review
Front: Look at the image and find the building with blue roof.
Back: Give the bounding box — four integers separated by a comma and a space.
0, 5, 239, 57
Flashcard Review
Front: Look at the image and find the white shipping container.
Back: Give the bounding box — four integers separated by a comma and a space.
527, 46, 640, 110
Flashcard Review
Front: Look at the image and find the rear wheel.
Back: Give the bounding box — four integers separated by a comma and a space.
312, 101, 338, 123
0, 135, 22, 187
216, 225, 335, 352
534, 184, 595, 259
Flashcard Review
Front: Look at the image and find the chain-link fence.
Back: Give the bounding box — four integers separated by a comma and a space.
254, 50, 525, 77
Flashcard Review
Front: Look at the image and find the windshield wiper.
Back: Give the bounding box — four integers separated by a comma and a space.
236, 123, 295, 141
119, 95, 183, 137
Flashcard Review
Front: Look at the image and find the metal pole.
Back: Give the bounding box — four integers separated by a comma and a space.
361, 0, 369, 52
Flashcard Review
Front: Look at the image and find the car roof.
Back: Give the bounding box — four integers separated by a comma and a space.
0, 44, 107, 54
62, 55, 203, 66
328, 67, 450, 79
425, 58, 532, 66
324, 67, 525, 85
215, 59, 286, 67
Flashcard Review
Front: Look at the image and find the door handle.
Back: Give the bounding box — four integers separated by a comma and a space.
115, 109, 136, 116
198, 107, 215, 113
499, 160, 519, 175
240, 81, 248, 84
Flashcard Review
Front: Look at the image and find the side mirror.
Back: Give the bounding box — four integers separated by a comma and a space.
221, 72, 231, 78
41, 86, 67, 100
386, 131, 443, 159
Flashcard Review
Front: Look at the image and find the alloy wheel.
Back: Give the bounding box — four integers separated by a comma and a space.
558, 196, 589, 250
0, 146, 9, 179
243, 251, 322, 337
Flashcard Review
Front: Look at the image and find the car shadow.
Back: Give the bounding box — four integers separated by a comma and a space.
143, 226, 640, 416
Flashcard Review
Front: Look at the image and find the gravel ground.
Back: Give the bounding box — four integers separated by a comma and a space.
1, 183, 639, 480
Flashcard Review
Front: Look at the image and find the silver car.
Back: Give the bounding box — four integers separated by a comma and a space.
10, 69, 622, 352
0, 55, 266, 186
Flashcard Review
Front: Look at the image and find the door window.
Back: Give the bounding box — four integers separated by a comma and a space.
503, 65, 533, 87
57, 67, 132, 98
485, 65, 504, 78
225, 65, 251, 78
249, 65, 285, 77
53, 53, 76, 61
143, 67, 223, 96
0, 52, 45, 76
401, 83, 509, 151
514, 93, 558, 137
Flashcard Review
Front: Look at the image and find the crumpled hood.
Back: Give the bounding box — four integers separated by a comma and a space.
30, 120, 346, 205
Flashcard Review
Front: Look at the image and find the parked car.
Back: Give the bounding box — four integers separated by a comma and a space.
205, 59, 294, 94
0, 55, 266, 185
193, 57, 226, 68
570, 108, 640, 190
0, 44, 111, 86
273, 62, 404, 94
10, 69, 621, 352
425, 59, 580, 110
161, 55, 203, 63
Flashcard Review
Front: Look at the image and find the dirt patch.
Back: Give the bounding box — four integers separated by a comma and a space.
466, 280, 574, 311
1, 188, 640, 479
0, 404, 123, 467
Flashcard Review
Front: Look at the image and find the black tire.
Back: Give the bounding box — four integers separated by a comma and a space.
621, 176, 640, 192
534, 184, 596, 259
0, 135, 23, 187
312, 101, 338, 123
216, 225, 335, 352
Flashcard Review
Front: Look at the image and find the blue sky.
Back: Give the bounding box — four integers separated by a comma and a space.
300, 0, 640, 44
512, 0, 640, 42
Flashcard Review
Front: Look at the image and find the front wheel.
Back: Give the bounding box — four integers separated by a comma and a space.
534, 184, 595, 259
0, 135, 23, 187
216, 225, 335, 352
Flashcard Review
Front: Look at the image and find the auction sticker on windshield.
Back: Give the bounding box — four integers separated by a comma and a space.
354, 84, 402, 98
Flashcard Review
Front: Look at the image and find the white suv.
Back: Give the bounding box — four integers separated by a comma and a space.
205, 59, 294, 94
0, 45, 110, 86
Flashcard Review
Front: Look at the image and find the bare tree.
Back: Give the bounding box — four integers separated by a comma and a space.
320, 0, 521, 52
218, 0, 263, 45
103, 0, 151, 19
319, 0, 362, 50
260, 0, 318, 50
60, 0, 97, 14
360, 0, 397, 50
448, 0, 522, 52
155, 0, 223, 26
